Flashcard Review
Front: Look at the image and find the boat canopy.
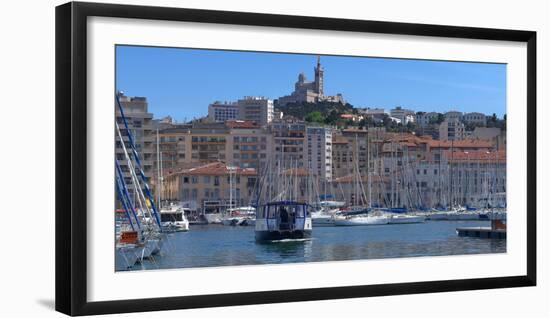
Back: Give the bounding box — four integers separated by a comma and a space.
258, 201, 309, 219
263, 201, 307, 206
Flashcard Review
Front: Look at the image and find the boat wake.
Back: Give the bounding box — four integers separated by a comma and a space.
268, 238, 312, 243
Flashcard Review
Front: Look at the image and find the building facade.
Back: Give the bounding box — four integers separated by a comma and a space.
470, 127, 506, 150
416, 111, 440, 127
268, 121, 306, 170
444, 111, 463, 121
156, 121, 272, 173
208, 101, 239, 122
390, 107, 416, 124
329, 134, 504, 209
462, 112, 486, 126
163, 162, 258, 209
115, 93, 154, 186
305, 127, 333, 182
439, 118, 466, 141
226, 120, 272, 170
236, 96, 274, 126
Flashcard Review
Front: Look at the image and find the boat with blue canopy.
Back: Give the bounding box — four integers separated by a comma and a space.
255, 201, 312, 242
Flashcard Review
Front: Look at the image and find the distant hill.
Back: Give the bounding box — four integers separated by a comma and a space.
275, 101, 354, 125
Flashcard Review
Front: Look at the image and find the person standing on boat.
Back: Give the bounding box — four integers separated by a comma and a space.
280, 206, 289, 224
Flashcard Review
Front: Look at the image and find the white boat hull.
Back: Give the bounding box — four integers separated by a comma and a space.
115, 244, 140, 271
162, 220, 190, 232
204, 213, 223, 224
221, 217, 243, 226
334, 215, 389, 226
389, 215, 426, 224
139, 239, 159, 260
222, 217, 256, 226
312, 215, 335, 227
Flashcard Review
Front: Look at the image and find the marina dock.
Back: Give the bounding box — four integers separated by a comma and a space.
456, 227, 506, 239
456, 218, 506, 239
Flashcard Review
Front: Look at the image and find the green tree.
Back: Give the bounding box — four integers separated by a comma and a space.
437, 113, 445, 124
406, 121, 417, 132
305, 111, 324, 123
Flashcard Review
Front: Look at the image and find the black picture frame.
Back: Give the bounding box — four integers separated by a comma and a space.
55, 1, 537, 316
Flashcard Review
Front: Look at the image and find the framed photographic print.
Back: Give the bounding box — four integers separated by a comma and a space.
55, 1, 536, 316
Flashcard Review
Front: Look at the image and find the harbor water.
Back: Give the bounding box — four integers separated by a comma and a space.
129, 220, 506, 270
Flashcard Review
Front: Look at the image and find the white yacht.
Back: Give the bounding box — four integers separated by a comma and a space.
311, 211, 335, 227
334, 214, 390, 226
388, 213, 426, 224
311, 207, 341, 227
202, 200, 225, 224
221, 206, 256, 226
160, 203, 190, 232
334, 210, 390, 226
319, 200, 346, 208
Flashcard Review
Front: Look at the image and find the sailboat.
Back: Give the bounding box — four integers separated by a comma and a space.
115, 93, 165, 268
310, 171, 340, 227
221, 165, 257, 226
311, 208, 337, 227
155, 130, 189, 232
334, 134, 390, 226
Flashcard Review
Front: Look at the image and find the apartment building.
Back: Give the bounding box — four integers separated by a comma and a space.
439, 118, 466, 141
305, 127, 333, 182
207, 97, 274, 126
163, 161, 258, 208
226, 120, 271, 170
462, 112, 486, 126
208, 101, 239, 122
268, 120, 306, 170
237, 96, 274, 126
444, 111, 463, 121
115, 93, 154, 186
415, 111, 440, 127
331, 136, 351, 180
390, 106, 415, 124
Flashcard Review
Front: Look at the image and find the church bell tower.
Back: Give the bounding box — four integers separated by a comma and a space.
314, 55, 324, 96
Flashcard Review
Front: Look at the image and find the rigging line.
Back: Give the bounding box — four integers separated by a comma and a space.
116, 121, 152, 223
116, 94, 162, 229
116, 162, 142, 230
115, 169, 137, 231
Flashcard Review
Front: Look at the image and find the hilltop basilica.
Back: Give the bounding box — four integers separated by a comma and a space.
277, 56, 345, 106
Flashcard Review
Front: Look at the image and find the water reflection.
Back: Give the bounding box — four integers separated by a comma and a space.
131, 221, 506, 270
256, 239, 313, 263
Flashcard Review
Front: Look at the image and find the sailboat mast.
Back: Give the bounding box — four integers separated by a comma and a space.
229, 167, 233, 211
367, 130, 371, 208
156, 129, 160, 207
160, 151, 163, 203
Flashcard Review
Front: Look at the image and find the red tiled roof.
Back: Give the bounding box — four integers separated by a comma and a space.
331, 174, 388, 184
446, 150, 506, 163
428, 139, 493, 149
282, 168, 309, 177
166, 161, 257, 177
225, 120, 260, 129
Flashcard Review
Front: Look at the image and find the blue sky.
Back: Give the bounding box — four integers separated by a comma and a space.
116, 45, 506, 122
